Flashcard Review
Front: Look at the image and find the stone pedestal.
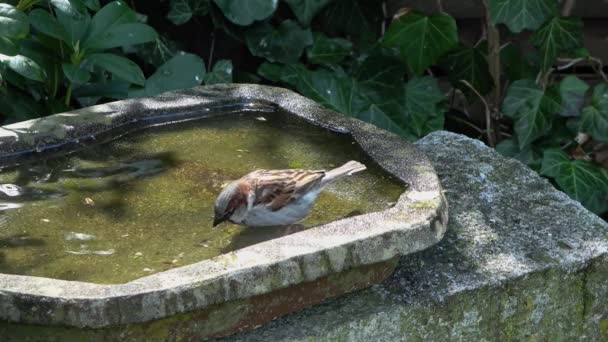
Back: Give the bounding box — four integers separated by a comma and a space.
224, 131, 608, 341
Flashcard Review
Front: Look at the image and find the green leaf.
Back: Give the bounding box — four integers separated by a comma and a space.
496, 138, 541, 169
383, 12, 458, 75
83, 23, 157, 50
62, 63, 91, 83
441, 45, 493, 98
358, 104, 414, 139
580, 83, 608, 142
274, 59, 443, 138
0, 55, 46, 81
204, 59, 232, 85
558, 76, 588, 117
502, 79, 561, 148
73, 81, 130, 98
0, 37, 18, 56
167, 0, 193, 25
257, 62, 283, 82
167, 0, 209, 25
306, 32, 352, 65
402, 76, 446, 137
320, 0, 382, 46
54, 7, 91, 46
0, 87, 43, 122
353, 54, 407, 110
84, 0, 137, 46
82, 0, 100, 11
142, 53, 205, 96
501, 45, 537, 81
488, 0, 557, 33
213, 0, 277, 26
85, 53, 145, 85
135, 36, 180, 68
29, 9, 68, 41
51, 0, 88, 17
0, 4, 29, 38
284, 0, 332, 27
245, 20, 312, 64
541, 148, 608, 214
540, 148, 568, 178
531, 17, 583, 71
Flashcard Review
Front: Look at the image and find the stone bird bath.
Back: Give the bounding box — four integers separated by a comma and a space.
0, 84, 448, 340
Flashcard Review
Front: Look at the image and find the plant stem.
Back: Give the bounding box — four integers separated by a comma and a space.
208, 31, 216, 73
460, 80, 494, 145
436, 0, 444, 13
482, 0, 501, 147
561, 0, 576, 16
65, 83, 72, 107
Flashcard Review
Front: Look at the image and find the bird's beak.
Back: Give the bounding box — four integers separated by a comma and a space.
212, 215, 226, 227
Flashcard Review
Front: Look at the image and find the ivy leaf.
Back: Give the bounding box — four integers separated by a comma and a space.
541, 148, 608, 214
496, 138, 542, 170
320, 0, 382, 47
0, 4, 29, 38
501, 45, 538, 81
284, 0, 332, 27
257, 62, 284, 82
357, 105, 415, 139
306, 32, 352, 65
383, 12, 458, 75
245, 20, 312, 64
83, 23, 157, 50
559, 76, 588, 117
213, 0, 277, 26
204, 59, 232, 85
167, 0, 209, 25
85, 53, 145, 86
0, 37, 18, 56
531, 17, 583, 71
441, 45, 493, 98
353, 54, 407, 111
0, 55, 46, 82
502, 79, 561, 148
136, 36, 180, 68
488, 0, 557, 33
402, 76, 446, 137
140, 53, 205, 96
580, 83, 608, 143
62, 63, 91, 84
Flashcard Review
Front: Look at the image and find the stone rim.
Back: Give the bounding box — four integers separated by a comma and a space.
0, 84, 448, 328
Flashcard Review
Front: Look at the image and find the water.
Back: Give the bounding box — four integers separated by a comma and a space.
0, 112, 404, 284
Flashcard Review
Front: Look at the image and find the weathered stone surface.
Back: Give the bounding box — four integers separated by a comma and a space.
224, 131, 608, 341
0, 85, 447, 335
0, 258, 398, 341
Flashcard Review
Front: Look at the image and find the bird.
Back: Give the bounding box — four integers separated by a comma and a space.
213, 160, 367, 227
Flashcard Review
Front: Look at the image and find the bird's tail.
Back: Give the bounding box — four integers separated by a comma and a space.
322, 160, 367, 184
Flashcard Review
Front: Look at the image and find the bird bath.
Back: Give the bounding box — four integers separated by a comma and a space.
0, 84, 447, 340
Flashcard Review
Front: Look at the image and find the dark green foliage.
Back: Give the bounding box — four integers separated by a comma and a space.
0, 0, 606, 216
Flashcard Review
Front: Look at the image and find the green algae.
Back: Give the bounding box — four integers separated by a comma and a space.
0, 111, 403, 284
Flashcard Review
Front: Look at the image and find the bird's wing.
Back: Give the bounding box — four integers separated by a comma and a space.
248, 169, 326, 211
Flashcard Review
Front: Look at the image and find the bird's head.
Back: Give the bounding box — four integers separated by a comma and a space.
213, 181, 246, 227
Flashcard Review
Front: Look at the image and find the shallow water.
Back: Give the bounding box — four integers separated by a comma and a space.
0, 111, 404, 284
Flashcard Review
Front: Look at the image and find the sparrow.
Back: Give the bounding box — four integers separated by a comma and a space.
213, 160, 367, 227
